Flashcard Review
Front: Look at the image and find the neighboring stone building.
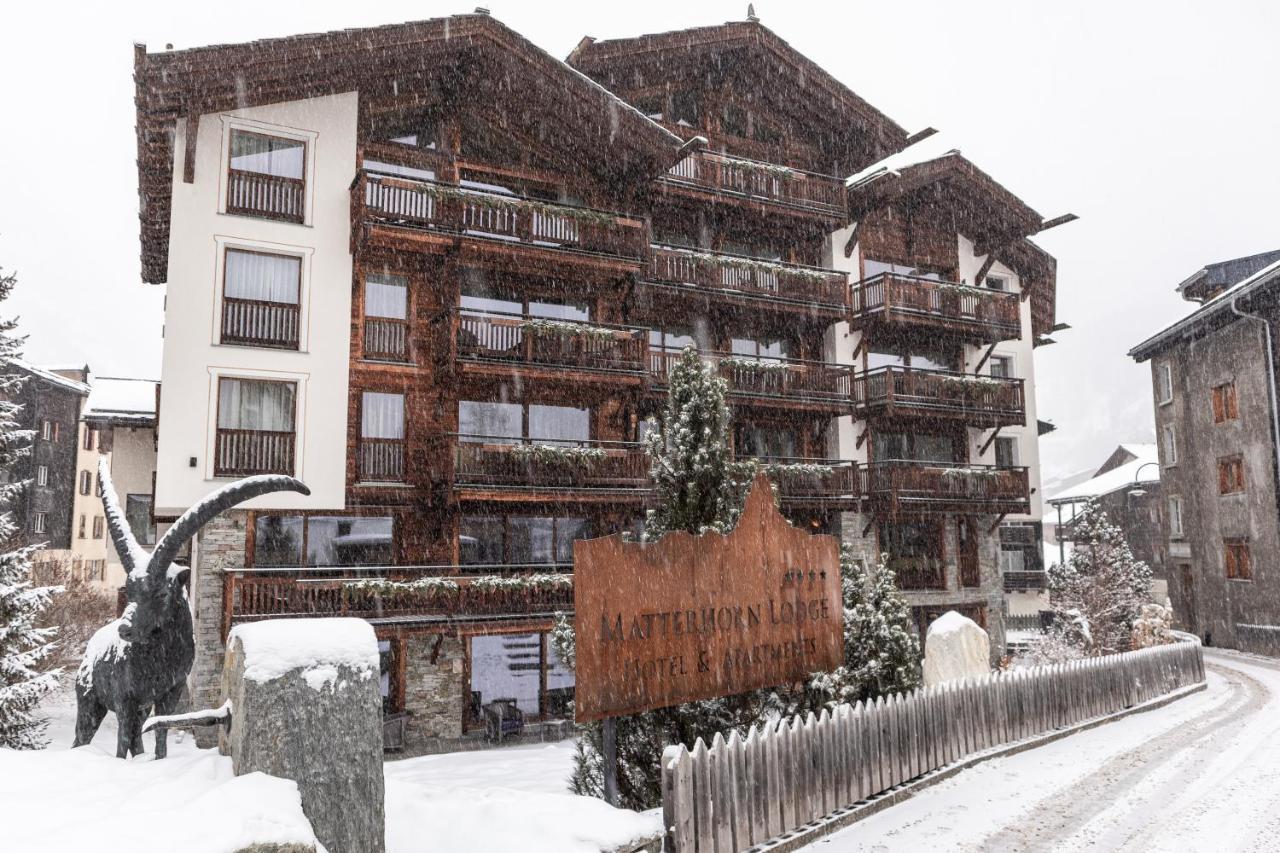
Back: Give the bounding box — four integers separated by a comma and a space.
1130, 250, 1280, 652
133, 12, 1068, 747
1047, 443, 1165, 605
0, 360, 89, 550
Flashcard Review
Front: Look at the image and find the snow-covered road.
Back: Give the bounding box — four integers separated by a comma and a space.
804, 649, 1280, 852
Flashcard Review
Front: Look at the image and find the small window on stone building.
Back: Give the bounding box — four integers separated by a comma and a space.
1211, 381, 1238, 423
33, 512, 48, 534
1157, 363, 1174, 404
1217, 456, 1245, 495
1168, 496, 1184, 538
1161, 423, 1178, 466
1225, 539, 1252, 580
79, 470, 92, 495
36, 465, 48, 487
92, 516, 104, 539
83, 426, 96, 451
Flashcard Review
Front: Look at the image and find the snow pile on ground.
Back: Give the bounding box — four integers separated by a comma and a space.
384, 740, 662, 853
230, 617, 378, 683
922, 610, 990, 686
0, 731, 317, 852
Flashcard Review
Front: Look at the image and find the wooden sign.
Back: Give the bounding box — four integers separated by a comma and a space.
573, 474, 843, 723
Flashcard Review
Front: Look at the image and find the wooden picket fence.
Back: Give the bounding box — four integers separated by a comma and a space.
660, 640, 1205, 852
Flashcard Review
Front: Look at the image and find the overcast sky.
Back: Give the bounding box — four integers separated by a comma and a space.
2, 1, 1277, 482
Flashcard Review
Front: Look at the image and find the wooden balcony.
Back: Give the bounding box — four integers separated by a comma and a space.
850, 273, 1022, 343
363, 317, 410, 362
852, 367, 1026, 428
452, 436, 650, 501
226, 169, 305, 223
646, 244, 848, 311
859, 462, 1030, 515
359, 438, 405, 483
355, 170, 648, 262
223, 568, 574, 635
1004, 570, 1049, 592
214, 428, 295, 478
458, 312, 646, 379
649, 351, 853, 410
756, 457, 858, 507
220, 297, 300, 350
661, 150, 846, 217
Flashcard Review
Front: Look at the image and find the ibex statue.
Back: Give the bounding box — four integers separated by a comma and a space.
74, 457, 309, 758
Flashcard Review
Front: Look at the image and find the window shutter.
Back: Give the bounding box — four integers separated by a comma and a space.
1225, 543, 1236, 579
1226, 383, 1238, 419
1241, 546, 1252, 579
1211, 387, 1224, 423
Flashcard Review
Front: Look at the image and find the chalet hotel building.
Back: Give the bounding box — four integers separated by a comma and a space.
134, 12, 1065, 749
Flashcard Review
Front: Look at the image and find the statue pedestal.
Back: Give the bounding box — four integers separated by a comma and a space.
922, 610, 991, 687
221, 618, 385, 853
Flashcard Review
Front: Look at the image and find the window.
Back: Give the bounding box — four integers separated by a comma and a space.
364, 273, 410, 361
78, 470, 92, 495
985, 275, 1009, 291
221, 249, 302, 349
78, 514, 86, 539
251, 515, 394, 568
999, 546, 1026, 573
458, 401, 589, 445
92, 516, 104, 539
1218, 456, 1245, 494
468, 631, 575, 725
878, 520, 946, 589
360, 392, 406, 482
994, 437, 1018, 468
1211, 382, 1238, 423
730, 337, 790, 362
36, 465, 48, 487
1161, 423, 1178, 467
873, 430, 960, 464
41, 420, 58, 442
83, 427, 96, 451
989, 356, 1013, 379
862, 259, 943, 281
734, 424, 799, 459
125, 495, 155, 547
33, 512, 48, 534
227, 129, 306, 222
1225, 539, 1252, 580
460, 514, 590, 566
215, 378, 296, 477
1168, 496, 1184, 538
649, 327, 697, 354
1156, 363, 1174, 404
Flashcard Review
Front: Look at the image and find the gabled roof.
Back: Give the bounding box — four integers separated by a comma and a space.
1047, 444, 1159, 505
3, 359, 91, 396
566, 19, 909, 175
1176, 249, 1280, 303
134, 13, 684, 284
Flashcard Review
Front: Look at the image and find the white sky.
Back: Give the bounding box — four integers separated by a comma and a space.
2, 1, 1278, 482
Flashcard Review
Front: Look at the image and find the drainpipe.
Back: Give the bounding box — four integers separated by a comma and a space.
1231, 295, 1280, 496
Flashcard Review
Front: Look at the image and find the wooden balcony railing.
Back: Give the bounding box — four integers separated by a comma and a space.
755, 457, 858, 501
224, 568, 574, 632
363, 317, 410, 362
356, 171, 648, 261
647, 244, 848, 309
452, 436, 651, 493
360, 438, 405, 483
221, 297, 300, 350
1004, 571, 1049, 592
850, 273, 1022, 342
859, 461, 1030, 514
852, 367, 1026, 427
226, 169, 305, 223
458, 312, 646, 374
214, 428, 295, 477
663, 150, 846, 216
649, 351, 852, 406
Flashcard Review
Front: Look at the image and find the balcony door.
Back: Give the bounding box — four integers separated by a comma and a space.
222, 249, 301, 350
215, 378, 296, 477
360, 392, 406, 483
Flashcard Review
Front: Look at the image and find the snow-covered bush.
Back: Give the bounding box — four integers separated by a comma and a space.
1131, 603, 1175, 649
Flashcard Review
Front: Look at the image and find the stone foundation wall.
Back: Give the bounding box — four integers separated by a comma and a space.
403, 633, 465, 748
190, 510, 247, 746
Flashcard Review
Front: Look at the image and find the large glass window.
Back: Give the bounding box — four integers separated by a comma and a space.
252, 515, 393, 567
649, 327, 697, 353
217, 378, 295, 432
873, 431, 959, 464
528, 405, 589, 444
459, 401, 522, 442
362, 392, 405, 440
253, 515, 304, 567
459, 514, 590, 566
863, 259, 942, 281
731, 337, 789, 362
365, 273, 408, 320
460, 515, 505, 565
509, 517, 555, 564
470, 633, 544, 716
735, 424, 799, 458
230, 130, 305, 179
224, 250, 300, 304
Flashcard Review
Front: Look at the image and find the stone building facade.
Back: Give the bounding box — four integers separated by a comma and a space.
1131, 250, 1280, 653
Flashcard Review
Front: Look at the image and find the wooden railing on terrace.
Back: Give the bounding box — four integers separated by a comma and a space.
852, 367, 1025, 425
221, 297, 300, 350
859, 462, 1030, 513
356, 170, 648, 260
214, 428, 295, 478
755, 457, 858, 501
224, 568, 574, 633
359, 438, 405, 483
648, 244, 848, 308
458, 312, 646, 374
850, 273, 1022, 342
452, 436, 651, 492
363, 317, 410, 362
649, 351, 853, 405
226, 169, 305, 223
663, 150, 846, 216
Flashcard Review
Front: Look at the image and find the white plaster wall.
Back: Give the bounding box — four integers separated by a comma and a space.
68, 424, 158, 589
156, 93, 358, 515
823, 224, 867, 465
68, 424, 109, 579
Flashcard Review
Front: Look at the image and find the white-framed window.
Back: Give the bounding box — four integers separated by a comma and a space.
36, 465, 48, 487
989, 355, 1014, 379
219, 117, 317, 225
994, 436, 1019, 468
1161, 423, 1178, 467
1157, 362, 1174, 405
985, 275, 1009, 291
1168, 495, 1184, 538
32, 512, 47, 534
220, 248, 303, 350
41, 420, 57, 441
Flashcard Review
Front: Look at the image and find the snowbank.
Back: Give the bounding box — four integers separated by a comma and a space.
229, 617, 378, 684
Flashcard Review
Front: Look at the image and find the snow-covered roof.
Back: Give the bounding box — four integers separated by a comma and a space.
844, 136, 962, 189
84, 376, 157, 424
3, 358, 90, 395
1131, 256, 1280, 361
1047, 445, 1160, 504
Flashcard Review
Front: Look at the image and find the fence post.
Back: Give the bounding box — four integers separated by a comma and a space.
692, 738, 713, 853
663, 744, 694, 853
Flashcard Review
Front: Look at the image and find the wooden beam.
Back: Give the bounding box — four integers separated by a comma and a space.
1039, 213, 1078, 232
861, 517, 876, 538
855, 427, 867, 450
988, 513, 1008, 535
980, 425, 1003, 456
974, 342, 998, 374
842, 220, 861, 258
973, 253, 998, 287
182, 113, 198, 184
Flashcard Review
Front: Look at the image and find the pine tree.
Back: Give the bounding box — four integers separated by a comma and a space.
1043, 499, 1152, 657
0, 266, 61, 749
804, 548, 921, 709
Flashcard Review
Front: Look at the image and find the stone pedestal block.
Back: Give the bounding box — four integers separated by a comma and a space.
922, 610, 991, 686
222, 618, 385, 853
